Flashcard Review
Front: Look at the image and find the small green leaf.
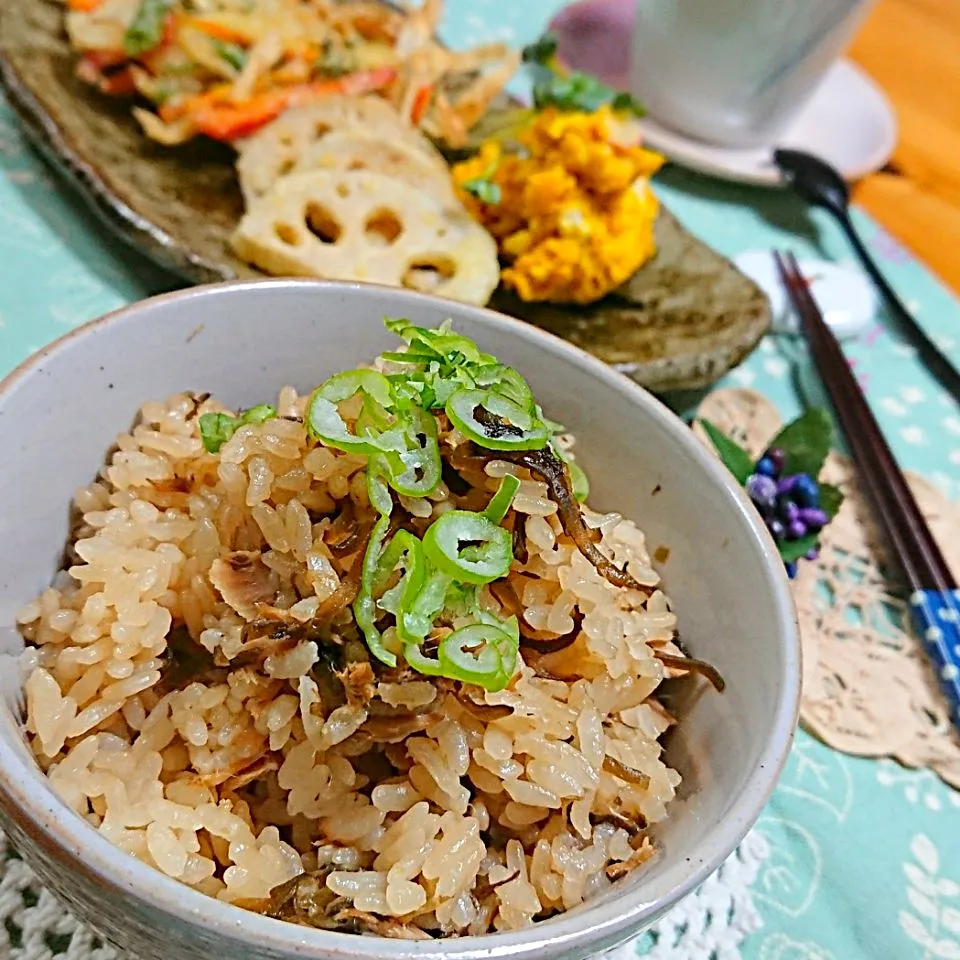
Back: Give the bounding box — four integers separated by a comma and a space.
819, 482, 844, 520
212, 39, 247, 72
697, 419, 754, 486
768, 408, 833, 478
241, 403, 277, 426
522, 33, 646, 117
123, 0, 174, 56
199, 412, 239, 453
198, 405, 276, 453
521, 33, 558, 65
532, 73, 645, 117
779, 533, 819, 564
461, 177, 501, 205
460, 153, 501, 205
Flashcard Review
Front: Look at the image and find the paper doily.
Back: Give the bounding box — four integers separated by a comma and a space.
696, 388, 960, 789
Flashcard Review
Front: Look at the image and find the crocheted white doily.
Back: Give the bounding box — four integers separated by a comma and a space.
0, 823, 769, 960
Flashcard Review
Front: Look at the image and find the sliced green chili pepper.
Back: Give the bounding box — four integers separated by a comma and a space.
366, 456, 394, 516
379, 406, 441, 497
483, 474, 521, 525
306, 370, 398, 455
446, 388, 550, 451
123, 0, 175, 56
400, 569, 451, 643
422, 510, 513, 584
356, 391, 394, 435
399, 568, 452, 675
403, 639, 444, 676
198, 404, 278, 453
437, 618, 519, 691
353, 516, 397, 667
374, 531, 426, 648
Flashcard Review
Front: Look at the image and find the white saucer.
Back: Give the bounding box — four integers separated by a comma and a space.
639, 60, 897, 187
733, 251, 877, 339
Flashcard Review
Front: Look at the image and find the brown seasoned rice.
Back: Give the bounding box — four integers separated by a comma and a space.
18, 386, 683, 936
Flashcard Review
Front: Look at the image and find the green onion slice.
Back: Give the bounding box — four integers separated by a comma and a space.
446, 388, 549, 451
422, 510, 513, 585
385, 318, 495, 369
366, 456, 394, 517
306, 370, 398, 455
437, 618, 519, 691
551, 441, 590, 502
379, 406, 441, 497
400, 569, 451, 644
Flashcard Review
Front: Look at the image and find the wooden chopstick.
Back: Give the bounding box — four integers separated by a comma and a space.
774, 250, 960, 734
773, 251, 956, 592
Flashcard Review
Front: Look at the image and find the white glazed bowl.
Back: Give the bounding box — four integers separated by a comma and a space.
0, 281, 799, 960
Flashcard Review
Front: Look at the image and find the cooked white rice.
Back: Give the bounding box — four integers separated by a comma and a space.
18, 388, 683, 936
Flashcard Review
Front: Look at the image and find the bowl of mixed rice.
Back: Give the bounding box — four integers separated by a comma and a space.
0, 280, 798, 960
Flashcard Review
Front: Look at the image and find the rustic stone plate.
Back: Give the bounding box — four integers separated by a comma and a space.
0, 0, 770, 392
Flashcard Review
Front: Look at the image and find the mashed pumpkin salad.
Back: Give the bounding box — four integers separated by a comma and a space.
451, 33, 665, 306
18, 319, 720, 936
453, 109, 663, 304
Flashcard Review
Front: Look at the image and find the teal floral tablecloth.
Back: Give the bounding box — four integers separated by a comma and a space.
1, 2, 960, 958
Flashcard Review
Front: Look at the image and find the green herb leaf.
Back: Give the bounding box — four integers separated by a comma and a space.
522, 31, 645, 117
819, 482, 844, 520
198, 404, 277, 453
123, 0, 175, 57
458, 152, 501, 205
779, 533, 820, 564
212, 38, 247, 72
521, 33, 559, 65
242, 403, 277, 425
768, 408, 833, 478
697, 419, 754, 486
532, 72, 645, 117
199, 412, 239, 454
461, 176, 501, 205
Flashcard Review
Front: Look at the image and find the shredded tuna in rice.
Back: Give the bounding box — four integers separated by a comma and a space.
17, 319, 719, 937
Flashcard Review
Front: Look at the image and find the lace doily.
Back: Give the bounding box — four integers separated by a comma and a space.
696, 388, 960, 789
0, 821, 769, 960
